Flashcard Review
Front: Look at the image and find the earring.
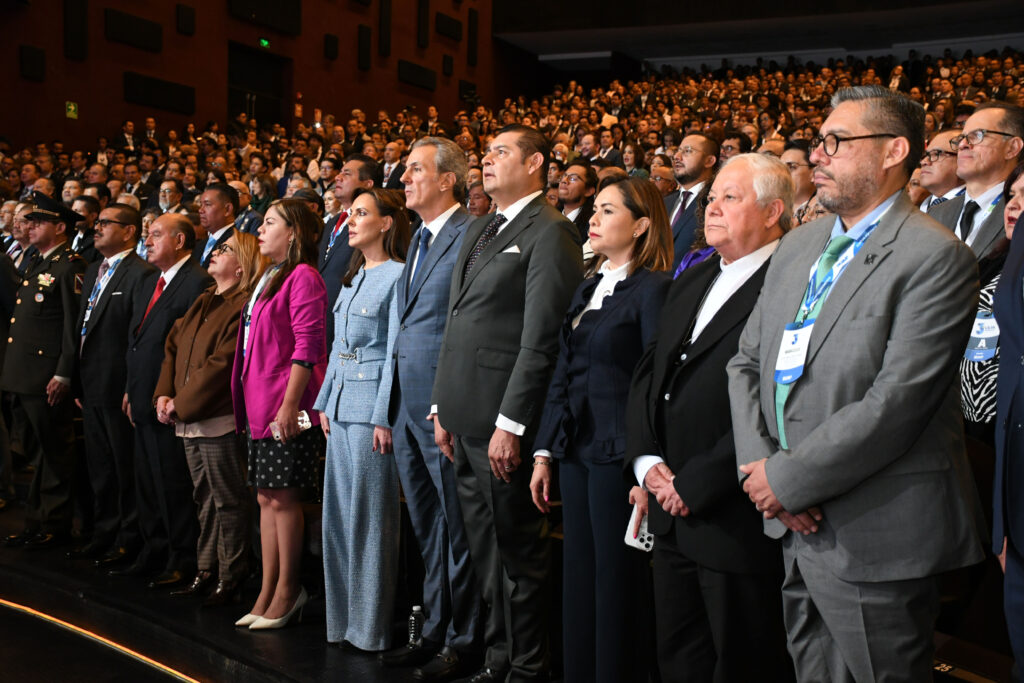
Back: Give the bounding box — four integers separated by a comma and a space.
235, 269, 242, 277
632, 232, 638, 238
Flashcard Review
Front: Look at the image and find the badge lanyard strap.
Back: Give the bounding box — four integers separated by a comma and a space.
798, 218, 881, 324
243, 264, 281, 357
80, 254, 127, 333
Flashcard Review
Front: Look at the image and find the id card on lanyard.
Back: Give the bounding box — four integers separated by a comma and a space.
81, 254, 126, 336
773, 218, 881, 385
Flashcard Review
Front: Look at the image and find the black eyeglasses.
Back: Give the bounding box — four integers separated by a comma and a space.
809, 133, 897, 156
211, 243, 234, 256
948, 129, 1015, 150
95, 219, 130, 228
921, 149, 957, 163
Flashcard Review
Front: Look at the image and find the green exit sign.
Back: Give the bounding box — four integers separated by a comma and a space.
259, 38, 270, 48
65, 101, 78, 119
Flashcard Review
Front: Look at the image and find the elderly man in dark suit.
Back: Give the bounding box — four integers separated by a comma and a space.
729, 86, 985, 682
2, 192, 86, 548
70, 203, 156, 565
378, 137, 479, 681
119, 214, 212, 587
627, 154, 795, 682
432, 125, 583, 682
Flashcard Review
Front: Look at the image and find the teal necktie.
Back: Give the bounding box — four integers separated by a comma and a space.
775, 234, 854, 448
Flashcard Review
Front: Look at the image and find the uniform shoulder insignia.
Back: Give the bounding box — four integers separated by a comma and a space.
74, 273, 84, 295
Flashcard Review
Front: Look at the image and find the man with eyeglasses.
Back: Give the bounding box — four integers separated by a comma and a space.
668, 134, 718, 270
917, 130, 965, 213
156, 180, 188, 216
558, 161, 596, 246
649, 166, 677, 199
71, 203, 156, 566
729, 85, 984, 682
931, 102, 1024, 260
718, 129, 752, 165
781, 140, 815, 221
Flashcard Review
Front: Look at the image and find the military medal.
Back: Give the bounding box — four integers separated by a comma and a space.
34, 293, 44, 303
37, 273, 55, 288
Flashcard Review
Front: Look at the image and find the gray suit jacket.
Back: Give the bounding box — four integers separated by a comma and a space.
727, 193, 985, 582
388, 208, 470, 426
432, 194, 584, 440
928, 193, 1006, 261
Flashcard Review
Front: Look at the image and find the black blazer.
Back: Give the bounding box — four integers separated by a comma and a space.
317, 214, 355, 341
625, 254, 782, 574
193, 228, 235, 269
535, 268, 670, 462
382, 163, 406, 190
125, 258, 213, 425
76, 252, 157, 406
568, 198, 592, 246
670, 199, 699, 271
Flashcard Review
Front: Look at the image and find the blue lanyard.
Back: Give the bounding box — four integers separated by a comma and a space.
81, 254, 127, 336
801, 218, 881, 317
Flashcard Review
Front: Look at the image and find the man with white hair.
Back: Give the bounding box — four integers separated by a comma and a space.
627, 154, 795, 682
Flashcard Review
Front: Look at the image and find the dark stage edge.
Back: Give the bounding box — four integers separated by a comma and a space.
0, 508, 418, 683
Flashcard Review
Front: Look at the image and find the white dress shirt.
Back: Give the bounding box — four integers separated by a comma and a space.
960, 182, 1004, 247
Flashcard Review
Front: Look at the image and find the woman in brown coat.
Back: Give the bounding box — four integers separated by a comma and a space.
154, 231, 269, 606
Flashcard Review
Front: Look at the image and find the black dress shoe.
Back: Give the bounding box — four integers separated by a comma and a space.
148, 569, 185, 589
201, 579, 243, 607
108, 560, 153, 577
379, 639, 439, 667
4, 529, 36, 548
24, 532, 71, 549
454, 667, 507, 683
94, 547, 129, 567
67, 541, 107, 560
414, 647, 463, 681
170, 571, 214, 597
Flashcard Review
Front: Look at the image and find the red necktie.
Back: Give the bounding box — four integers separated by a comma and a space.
140, 276, 165, 329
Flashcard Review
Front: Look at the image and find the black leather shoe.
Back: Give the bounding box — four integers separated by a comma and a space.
148, 569, 185, 589
67, 541, 107, 560
24, 532, 71, 549
201, 579, 243, 607
170, 570, 214, 597
414, 647, 463, 681
94, 547, 129, 568
379, 639, 439, 668
5, 529, 35, 548
454, 667, 507, 683
108, 560, 153, 577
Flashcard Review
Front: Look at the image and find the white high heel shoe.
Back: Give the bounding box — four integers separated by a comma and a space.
249, 587, 308, 630
234, 613, 260, 627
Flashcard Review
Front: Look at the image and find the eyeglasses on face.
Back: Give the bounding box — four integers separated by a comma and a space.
948, 129, 1015, 150
921, 149, 957, 163
809, 133, 897, 156
211, 243, 234, 256
96, 219, 130, 228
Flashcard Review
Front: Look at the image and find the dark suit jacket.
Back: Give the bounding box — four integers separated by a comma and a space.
666, 189, 700, 270
535, 268, 670, 462
597, 148, 625, 169
318, 214, 355, 340
432, 194, 584, 440
929, 194, 1006, 261
71, 230, 102, 264
626, 255, 782, 573
566, 198, 593, 246
76, 252, 157, 406
388, 209, 470, 427
994, 221, 1024, 554
125, 259, 213, 426
126, 182, 155, 205
382, 163, 406, 190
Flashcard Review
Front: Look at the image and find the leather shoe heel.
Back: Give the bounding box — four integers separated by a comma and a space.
379, 639, 438, 667
170, 571, 213, 597
202, 580, 243, 607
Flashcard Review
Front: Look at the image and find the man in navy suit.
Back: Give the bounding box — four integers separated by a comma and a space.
378, 137, 479, 681
667, 134, 718, 270
195, 184, 238, 268
120, 214, 212, 587
318, 154, 376, 341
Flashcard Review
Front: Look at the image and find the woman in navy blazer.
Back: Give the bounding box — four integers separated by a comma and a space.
530, 176, 673, 683
314, 188, 409, 650
231, 199, 328, 630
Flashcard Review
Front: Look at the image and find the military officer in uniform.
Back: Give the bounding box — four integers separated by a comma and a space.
2, 192, 86, 548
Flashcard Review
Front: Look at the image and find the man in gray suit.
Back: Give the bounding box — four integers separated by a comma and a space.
378, 137, 479, 681
930, 102, 1024, 259
432, 124, 583, 682
728, 85, 986, 682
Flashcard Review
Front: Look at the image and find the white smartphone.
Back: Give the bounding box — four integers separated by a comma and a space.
624, 503, 654, 552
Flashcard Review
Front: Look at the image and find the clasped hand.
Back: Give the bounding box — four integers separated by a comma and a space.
739, 458, 823, 535
644, 463, 689, 517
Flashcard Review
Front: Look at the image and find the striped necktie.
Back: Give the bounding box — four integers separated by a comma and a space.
463, 213, 506, 281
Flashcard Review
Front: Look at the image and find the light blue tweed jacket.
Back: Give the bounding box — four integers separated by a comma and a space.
314, 260, 403, 427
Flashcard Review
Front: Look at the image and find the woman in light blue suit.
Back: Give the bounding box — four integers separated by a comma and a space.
314, 188, 409, 650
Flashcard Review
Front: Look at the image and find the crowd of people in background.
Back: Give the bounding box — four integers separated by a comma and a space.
1, 46, 1024, 682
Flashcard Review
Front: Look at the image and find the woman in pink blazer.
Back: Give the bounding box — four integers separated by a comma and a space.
231, 198, 328, 630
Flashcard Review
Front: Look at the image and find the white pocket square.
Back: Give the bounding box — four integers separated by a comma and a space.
111, 291, 123, 296
501, 245, 521, 254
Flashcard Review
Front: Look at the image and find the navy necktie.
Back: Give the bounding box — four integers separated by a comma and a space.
407, 226, 432, 294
